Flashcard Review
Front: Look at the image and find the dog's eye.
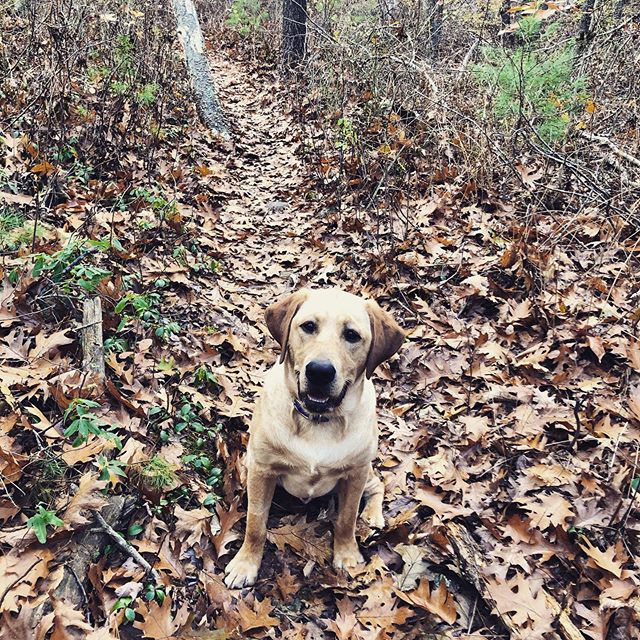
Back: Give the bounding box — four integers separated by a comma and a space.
344, 328, 361, 343
301, 321, 316, 334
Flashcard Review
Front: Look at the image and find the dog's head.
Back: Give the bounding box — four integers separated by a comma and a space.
265, 288, 404, 414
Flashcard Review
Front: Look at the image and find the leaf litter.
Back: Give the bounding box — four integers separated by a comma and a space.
0, 25, 639, 640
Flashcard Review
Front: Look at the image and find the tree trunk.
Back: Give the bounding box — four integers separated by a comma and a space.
172, 0, 230, 138
578, 0, 596, 43
614, 0, 628, 21
27, 496, 129, 631
499, 0, 516, 47
429, 0, 444, 58
282, 0, 308, 69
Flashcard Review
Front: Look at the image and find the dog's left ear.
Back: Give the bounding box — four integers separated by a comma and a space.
365, 300, 405, 379
265, 290, 308, 363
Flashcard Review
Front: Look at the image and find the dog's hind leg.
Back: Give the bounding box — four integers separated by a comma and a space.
360, 464, 385, 529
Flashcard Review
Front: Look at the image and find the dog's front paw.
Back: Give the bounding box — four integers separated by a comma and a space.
224, 550, 260, 589
333, 544, 364, 571
361, 503, 385, 529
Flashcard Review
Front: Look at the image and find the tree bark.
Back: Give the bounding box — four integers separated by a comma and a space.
282, 0, 308, 69
81, 297, 106, 394
27, 496, 128, 630
429, 0, 444, 58
578, 0, 596, 43
614, 0, 629, 21
499, 0, 515, 47
446, 522, 587, 640
172, 0, 230, 138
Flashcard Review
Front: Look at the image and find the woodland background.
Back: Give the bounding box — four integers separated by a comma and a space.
1, 0, 640, 638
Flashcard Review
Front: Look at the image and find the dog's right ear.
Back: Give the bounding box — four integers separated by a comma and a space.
265, 290, 308, 363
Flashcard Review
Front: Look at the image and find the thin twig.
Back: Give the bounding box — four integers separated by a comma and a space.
93, 511, 160, 582
580, 130, 640, 168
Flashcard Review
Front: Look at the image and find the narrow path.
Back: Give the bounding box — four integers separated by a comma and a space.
210, 54, 321, 309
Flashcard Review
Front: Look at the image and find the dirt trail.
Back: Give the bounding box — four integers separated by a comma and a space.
210, 54, 321, 307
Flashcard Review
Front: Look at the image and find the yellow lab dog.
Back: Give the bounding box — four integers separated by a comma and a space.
224, 288, 404, 588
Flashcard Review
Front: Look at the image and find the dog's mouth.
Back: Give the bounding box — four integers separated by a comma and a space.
300, 383, 349, 413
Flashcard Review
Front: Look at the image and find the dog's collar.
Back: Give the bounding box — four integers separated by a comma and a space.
293, 398, 331, 423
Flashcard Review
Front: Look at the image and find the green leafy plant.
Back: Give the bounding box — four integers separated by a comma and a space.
336, 117, 358, 151
114, 34, 134, 75
227, 0, 268, 37
175, 403, 204, 434
155, 320, 181, 341
137, 82, 160, 106
182, 452, 222, 488
27, 505, 64, 543
202, 492, 219, 507
112, 596, 136, 623
31, 240, 110, 293
111, 80, 130, 95
172, 245, 187, 265
112, 580, 164, 623
114, 291, 178, 343
192, 258, 222, 274
473, 15, 586, 142
144, 584, 165, 603
115, 292, 161, 325
131, 187, 178, 221
32, 241, 79, 279
64, 399, 122, 448
174, 401, 223, 488
96, 455, 127, 485
87, 64, 110, 83
52, 138, 78, 163
104, 336, 129, 353
70, 264, 112, 292
194, 365, 218, 389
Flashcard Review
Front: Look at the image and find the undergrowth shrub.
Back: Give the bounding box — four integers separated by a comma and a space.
1, 0, 188, 192
271, 0, 639, 253
227, 0, 268, 37
473, 15, 586, 142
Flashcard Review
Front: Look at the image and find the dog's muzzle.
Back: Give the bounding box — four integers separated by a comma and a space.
299, 382, 349, 414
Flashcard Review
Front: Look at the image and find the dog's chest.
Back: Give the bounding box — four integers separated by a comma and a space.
276, 433, 368, 502
279, 468, 338, 503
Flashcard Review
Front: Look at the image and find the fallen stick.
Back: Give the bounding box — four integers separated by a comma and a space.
94, 510, 160, 582
580, 131, 640, 169
445, 522, 586, 640
28, 496, 128, 629
456, 40, 478, 83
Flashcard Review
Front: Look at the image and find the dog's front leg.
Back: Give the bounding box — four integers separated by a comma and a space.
224, 465, 276, 588
333, 467, 368, 571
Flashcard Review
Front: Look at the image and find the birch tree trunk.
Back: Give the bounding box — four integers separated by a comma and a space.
172, 0, 230, 138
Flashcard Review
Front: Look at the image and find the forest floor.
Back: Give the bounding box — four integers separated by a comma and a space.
1, 24, 640, 640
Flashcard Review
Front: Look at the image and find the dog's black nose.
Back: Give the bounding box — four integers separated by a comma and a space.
306, 360, 336, 386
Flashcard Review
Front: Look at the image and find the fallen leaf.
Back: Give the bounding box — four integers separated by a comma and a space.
395, 577, 457, 624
